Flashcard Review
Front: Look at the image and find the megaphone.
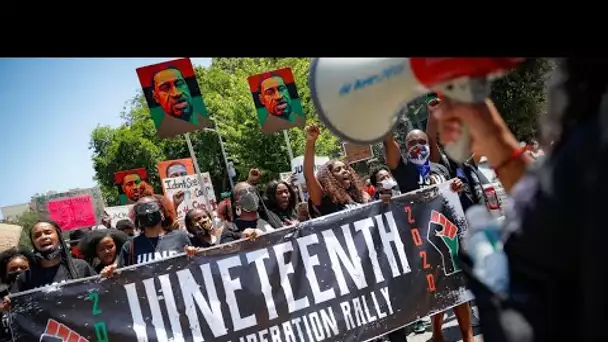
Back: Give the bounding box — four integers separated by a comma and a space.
309, 58, 524, 163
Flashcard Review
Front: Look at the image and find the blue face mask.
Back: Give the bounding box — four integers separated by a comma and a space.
407, 144, 431, 165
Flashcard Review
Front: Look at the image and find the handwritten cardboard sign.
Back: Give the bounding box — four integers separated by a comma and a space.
162, 173, 217, 228
47, 195, 97, 231
343, 142, 373, 164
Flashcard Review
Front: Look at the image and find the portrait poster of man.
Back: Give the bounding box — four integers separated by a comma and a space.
136, 58, 210, 138
114, 168, 150, 205
157, 158, 195, 180
247, 67, 306, 134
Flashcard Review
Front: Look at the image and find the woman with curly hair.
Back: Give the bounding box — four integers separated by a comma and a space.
101, 196, 196, 277
304, 124, 370, 218
79, 230, 130, 273
263, 180, 299, 226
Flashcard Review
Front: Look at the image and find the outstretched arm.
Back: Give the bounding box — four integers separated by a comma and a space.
304, 124, 324, 207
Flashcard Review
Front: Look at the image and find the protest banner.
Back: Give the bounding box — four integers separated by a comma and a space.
247, 68, 306, 134
10, 182, 471, 342
342, 142, 373, 164
33, 188, 105, 231
291, 156, 330, 185
103, 205, 133, 228
162, 173, 217, 227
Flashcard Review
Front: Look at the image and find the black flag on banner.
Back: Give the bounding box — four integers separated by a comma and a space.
9, 182, 472, 342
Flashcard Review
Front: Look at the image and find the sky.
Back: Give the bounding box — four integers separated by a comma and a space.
0, 58, 212, 216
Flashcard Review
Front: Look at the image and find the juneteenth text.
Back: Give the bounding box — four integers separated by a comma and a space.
124, 211, 411, 341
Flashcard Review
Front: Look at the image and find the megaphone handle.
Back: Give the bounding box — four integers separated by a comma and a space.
434, 77, 492, 163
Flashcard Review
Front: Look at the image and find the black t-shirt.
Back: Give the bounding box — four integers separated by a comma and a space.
309, 193, 362, 218
438, 155, 490, 212
12, 259, 96, 293
390, 157, 451, 194
117, 229, 191, 267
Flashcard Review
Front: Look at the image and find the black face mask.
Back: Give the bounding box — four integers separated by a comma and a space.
135, 202, 163, 228
34, 244, 62, 261
5, 270, 25, 284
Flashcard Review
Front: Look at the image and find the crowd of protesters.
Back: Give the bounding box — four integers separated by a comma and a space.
0, 91, 551, 342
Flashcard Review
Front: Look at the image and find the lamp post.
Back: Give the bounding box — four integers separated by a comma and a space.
204, 127, 234, 190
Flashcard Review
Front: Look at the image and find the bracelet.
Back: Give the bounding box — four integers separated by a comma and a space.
492, 146, 527, 174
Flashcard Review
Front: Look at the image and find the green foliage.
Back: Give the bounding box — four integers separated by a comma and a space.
491, 58, 556, 142
90, 58, 341, 205
90, 58, 552, 205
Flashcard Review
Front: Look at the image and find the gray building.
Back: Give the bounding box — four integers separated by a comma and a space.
1, 202, 31, 222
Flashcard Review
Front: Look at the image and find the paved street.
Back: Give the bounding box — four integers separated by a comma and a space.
406, 309, 483, 342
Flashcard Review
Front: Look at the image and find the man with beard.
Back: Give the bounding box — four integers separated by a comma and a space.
151, 67, 206, 127
165, 161, 189, 178
259, 74, 295, 121
121, 173, 143, 204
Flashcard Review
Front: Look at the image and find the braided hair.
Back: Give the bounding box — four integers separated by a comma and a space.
29, 220, 78, 280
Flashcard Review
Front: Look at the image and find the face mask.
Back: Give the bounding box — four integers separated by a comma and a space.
135, 202, 163, 228
6, 270, 25, 284
35, 244, 62, 261
407, 144, 430, 165
238, 192, 259, 213
380, 178, 398, 190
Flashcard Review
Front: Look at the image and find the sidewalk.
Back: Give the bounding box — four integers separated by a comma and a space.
406, 309, 483, 342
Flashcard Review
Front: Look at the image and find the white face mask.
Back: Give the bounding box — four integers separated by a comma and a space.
407, 144, 431, 165
380, 178, 398, 190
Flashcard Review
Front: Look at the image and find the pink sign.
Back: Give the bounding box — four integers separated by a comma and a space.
47, 195, 97, 231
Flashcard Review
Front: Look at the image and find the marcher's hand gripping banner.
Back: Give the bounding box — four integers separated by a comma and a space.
10, 182, 472, 342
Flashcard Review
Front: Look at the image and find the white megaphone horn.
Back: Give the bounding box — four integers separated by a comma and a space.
309, 58, 524, 163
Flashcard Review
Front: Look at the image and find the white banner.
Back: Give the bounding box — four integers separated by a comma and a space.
291, 155, 330, 185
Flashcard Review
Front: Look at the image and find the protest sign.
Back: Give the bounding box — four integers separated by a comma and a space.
33, 188, 105, 231
157, 158, 195, 180
114, 168, 150, 205
279, 171, 293, 182
103, 205, 133, 228
291, 155, 330, 185
342, 142, 373, 164
247, 68, 306, 134
11, 182, 471, 342
136, 58, 210, 138
162, 173, 217, 227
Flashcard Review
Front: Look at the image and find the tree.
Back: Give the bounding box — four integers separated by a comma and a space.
491, 58, 556, 142
90, 58, 341, 206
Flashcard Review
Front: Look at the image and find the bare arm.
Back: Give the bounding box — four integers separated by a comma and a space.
383, 135, 402, 169
425, 108, 441, 164
304, 125, 324, 207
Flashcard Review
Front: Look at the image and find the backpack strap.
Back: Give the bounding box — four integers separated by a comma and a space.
129, 239, 135, 266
